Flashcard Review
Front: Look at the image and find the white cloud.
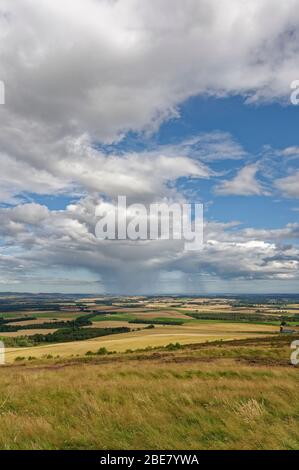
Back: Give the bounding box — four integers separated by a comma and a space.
282, 147, 299, 157
214, 164, 269, 196
1, 0, 298, 140
275, 171, 299, 198
0, 127, 211, 202
0, 0, 298, 291
162, 132, 248, 162
0, 0, 297, 203
0, 200, 298, 293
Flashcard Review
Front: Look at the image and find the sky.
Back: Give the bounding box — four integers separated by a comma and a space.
0, 0, 299, 294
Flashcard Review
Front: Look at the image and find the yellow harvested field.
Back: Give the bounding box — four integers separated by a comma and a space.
90, 306, 139, 312
178, 305, 232, 312
4, 322, 277, 362
6, 318, 68, 326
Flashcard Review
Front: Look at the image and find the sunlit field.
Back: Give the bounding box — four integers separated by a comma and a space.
5, 321, 277, 362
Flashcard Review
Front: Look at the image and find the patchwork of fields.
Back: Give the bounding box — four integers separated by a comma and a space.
0, 294, 298, 449
5, 321, 279, 362
0, 294, 294, 362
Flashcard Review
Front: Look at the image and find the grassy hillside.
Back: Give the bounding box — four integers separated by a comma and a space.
0, 334, 298, 450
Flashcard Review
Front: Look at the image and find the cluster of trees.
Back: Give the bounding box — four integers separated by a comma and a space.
29, 326, 131, 344
0, 311, 133, 346
0, 303, 62, 312
85, 347, 110, 356
189, 312, 299, 323
0, 335, 34, 347
0, 312, 100, 333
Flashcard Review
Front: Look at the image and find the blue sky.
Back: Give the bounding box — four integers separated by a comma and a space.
28, 97, 299, 236
99, 95, 299, 230
7, 93, 297, 294
17, 96, 299, 229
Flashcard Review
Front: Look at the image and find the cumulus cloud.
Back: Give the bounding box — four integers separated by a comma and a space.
1, 0, 299, 140
0, 0, 298, 291
0, 127, 212, 202
0, 0, 297, 203
0, 199, 298, 293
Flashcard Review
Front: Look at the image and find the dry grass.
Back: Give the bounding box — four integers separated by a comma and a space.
6, 318, 69, 326
0, 329, 58, 337
0, 355, 298, 450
